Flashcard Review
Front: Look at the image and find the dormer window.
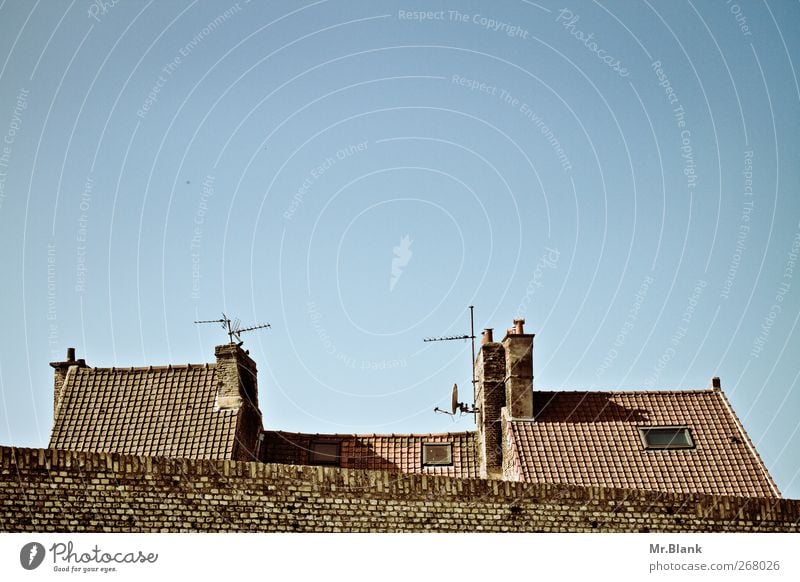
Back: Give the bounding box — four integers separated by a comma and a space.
309, 440, 340, 465
639, 427, 694, 450
422, 443, 453, 466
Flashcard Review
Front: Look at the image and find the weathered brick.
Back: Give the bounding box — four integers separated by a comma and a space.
0, 445, 796, 533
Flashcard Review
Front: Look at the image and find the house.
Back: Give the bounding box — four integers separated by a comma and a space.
45, 319, 780, 499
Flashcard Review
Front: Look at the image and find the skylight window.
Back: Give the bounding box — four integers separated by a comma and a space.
639, 427, 694, 450
309, 441, 340, 465
422, 443, 453, 466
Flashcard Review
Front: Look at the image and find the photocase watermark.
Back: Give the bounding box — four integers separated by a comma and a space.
20, 542, 45, 570
726, 0, 753, 37
390, 235, 413, 292
0, 87, 29, 213
451, 75, 572, 173
515, 99, 573, 174
190, 175, 215, 300
750, 221, 800, 358
47, 243, 59, 359
652, 60, 697, 194
516, 247, 560, 318
19, 540, 158, 573
595, 275, 654, 378
75, 175, 94, 294
284, 140, 369, 221
307, 300, 407, 370
398, 9, 529, 39
721, 150, 754, 300
87, 0, 122, 22
555, 9, 629, 77
137, 2, 247, 119
644, 279, 706, 387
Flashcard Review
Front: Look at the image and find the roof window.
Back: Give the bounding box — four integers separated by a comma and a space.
639, 427, 694, 450
422, 443, 453, 466
309, 440, 340, 466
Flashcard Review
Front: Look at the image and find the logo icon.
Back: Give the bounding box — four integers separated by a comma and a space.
20, 542, 46, 570
390, 235, 413, 291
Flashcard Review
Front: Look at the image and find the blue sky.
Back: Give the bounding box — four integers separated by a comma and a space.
0, 0, 798, 498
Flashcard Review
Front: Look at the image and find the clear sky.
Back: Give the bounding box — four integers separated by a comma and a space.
0, 0, 798, 498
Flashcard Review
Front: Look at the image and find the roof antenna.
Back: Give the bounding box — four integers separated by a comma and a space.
425, 306, 480, 417
194, 313, 271, 346
423, 305, 477, 385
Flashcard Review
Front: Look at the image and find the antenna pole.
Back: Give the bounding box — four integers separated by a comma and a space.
423, 306, 478, 408
469, 305, 475, 386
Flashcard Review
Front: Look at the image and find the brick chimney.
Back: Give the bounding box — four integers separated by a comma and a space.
474, 328, 505, 478
502, 319, 534, 419
474, 319, 537, 478
49, 348, 87, 417
214, 343, 263, 461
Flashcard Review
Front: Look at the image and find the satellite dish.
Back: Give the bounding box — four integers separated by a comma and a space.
433, 382, 478, 417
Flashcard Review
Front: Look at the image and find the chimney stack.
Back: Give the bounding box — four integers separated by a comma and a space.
474, 332, 505, 479
710, 376, 721, 391
214, 343, 263, 460
474, 318, 537, 478
502, 319, 534, 419
50, 348, 87, 417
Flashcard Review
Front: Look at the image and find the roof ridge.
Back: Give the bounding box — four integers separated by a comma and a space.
536, 388, 716, 395
75, 363, 216, 372
264, 430, 476, 439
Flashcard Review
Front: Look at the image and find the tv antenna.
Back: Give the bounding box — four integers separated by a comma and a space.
434, 383, 478, 416
423, 305, 477, 385
194, 313, 271, 345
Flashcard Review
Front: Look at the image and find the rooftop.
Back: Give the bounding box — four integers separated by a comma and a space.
504, 389, 780, 498
44, 327, 783, 500
49, 362, 239, 459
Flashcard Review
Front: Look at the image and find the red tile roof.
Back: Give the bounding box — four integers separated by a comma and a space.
45, 356, 780, 499
262, 430, 479, 478
505, 389, 780, 498
49, 364, 239, 459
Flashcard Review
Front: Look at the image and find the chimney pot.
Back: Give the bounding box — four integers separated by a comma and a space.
481, 328, 494, 344
67, 347, 75, 362
513, 319, 525, 334
711, 376, 721, 390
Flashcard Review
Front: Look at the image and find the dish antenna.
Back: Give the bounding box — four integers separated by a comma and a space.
194, 313, 271, 346
434, 383, 478, 416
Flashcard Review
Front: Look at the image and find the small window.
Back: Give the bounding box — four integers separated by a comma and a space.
639, 427, 694, 450
309, 441, 340, 465
422, 443, 453, 466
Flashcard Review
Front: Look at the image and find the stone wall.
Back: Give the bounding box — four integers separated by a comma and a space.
1, 446, 798, 532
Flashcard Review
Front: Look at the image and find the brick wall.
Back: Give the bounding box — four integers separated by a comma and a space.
1, 446, 798, 532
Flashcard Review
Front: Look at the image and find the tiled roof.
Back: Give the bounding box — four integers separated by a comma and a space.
506, 389, 780, 498
262, 430, 479, 478
49, 364, 239, 459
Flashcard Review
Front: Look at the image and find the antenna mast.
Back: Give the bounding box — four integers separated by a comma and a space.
423, 305, 476, 385
194, 313, 271, 345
